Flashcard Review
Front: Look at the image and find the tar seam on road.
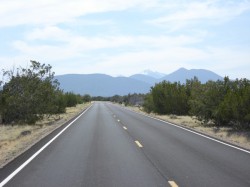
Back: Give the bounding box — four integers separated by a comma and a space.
120, 106, 250, 154
0, 105, 93, 187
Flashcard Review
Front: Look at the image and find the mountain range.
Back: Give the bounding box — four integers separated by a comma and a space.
55, 68, 223, 96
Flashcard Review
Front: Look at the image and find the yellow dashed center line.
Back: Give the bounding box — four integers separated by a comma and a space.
135, 140, 143, 148
168, 181, 178, 187
123, 126, 127, 130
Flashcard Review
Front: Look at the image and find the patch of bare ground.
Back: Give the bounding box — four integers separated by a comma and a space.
0, 103, 91, 168
127, 106, 250, 150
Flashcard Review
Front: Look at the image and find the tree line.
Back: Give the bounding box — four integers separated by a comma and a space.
0, 61, 85, 125
3, 61, 248, 129
91, 93, 145, 106
143, 77, 250, 129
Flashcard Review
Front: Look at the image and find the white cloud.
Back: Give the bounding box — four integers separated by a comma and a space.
3, 37, 250, 79
0, 0, 157, 27
1, 0, 250, 79
71, 19, 114, 26
26, 26, 70, 41
13, 22, 205, 62
95, 45, 250, 78
11, 23, 249, 78
80, 46, 209, 76
12, 41, 77, 62
148, 0, 250, 30
6, 30, 207, 76
26, 25, 204, 47
206, 46, 250, 70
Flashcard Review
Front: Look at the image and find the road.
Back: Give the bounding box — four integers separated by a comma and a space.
1, 102, 250, 186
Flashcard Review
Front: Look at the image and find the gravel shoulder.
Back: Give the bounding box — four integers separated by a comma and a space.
0, 103, 91, 168
127, 106, 250, 150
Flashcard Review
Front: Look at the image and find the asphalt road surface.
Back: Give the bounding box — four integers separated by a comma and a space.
1, 102, 250, 187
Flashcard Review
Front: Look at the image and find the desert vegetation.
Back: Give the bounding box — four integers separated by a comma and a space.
0, 61, 85, 125
143, 77, 250, 129
0, 61, 90, 167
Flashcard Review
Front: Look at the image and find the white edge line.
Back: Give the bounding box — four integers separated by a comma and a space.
118, 105, 250, 154
0, 105, 92, 187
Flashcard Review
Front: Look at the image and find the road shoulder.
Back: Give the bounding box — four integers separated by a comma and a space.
0, 103, 91, 169
124, 105, 250, 151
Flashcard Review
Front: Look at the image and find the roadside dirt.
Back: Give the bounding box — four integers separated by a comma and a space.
127, 106, 250, 150
0, 103, 91, 168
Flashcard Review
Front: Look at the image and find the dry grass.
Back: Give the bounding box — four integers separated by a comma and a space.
128, 106, 250, 150
0, 103, 91, 168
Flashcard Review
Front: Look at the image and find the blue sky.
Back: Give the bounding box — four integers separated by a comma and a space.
0, 0, 250, 79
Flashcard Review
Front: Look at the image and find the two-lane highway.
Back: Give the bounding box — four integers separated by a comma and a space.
1, 102, 250, 186
1, 102, 168, 187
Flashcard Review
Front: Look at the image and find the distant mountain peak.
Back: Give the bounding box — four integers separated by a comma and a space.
161, 68, 223, 83
140, 69, 166, 79
55, 68, 223, 96
55, 74, 151, 96
177, 67, 188, 71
